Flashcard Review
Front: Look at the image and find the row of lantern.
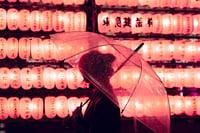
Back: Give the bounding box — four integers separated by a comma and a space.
95, 0, 200, 9
98, 12, 200, 35
0, 96, 89, 120
0, 8, 86, 32
0, 0, 85, 5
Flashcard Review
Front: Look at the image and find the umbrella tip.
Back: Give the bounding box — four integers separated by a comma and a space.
134, 43, 144, 52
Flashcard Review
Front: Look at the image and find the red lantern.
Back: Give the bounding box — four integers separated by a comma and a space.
107, 0, 117, 6
153, 67, 164, 82
138, 0, 149, 6
31, 66, 43, 89
42, 39, 54, 60
7, 0, 17, 3
19, 37, 31, 60
53, 11, 64, 32
160, 0, 171, 8
172, 14, 183, 34
30, 0, 40, 2
171, 0, 180, 8
128, 0, 138, 7
7, 8, 18, 31
0, 67, 10, 90
19, 0, 28, 2
184, 41, 196, 62
175, 68, 185, 87
173, 40, 185, 61
31, 37, 43, 60
0, 37, 6, 59
195, 68, 200, 88
162, 39, 174, 61
0, 8, 6, 30
55, 96, 68, 118
6, 37, 18, 59
142, 13, 153, 34
74, 12, 87, 31
152, 13, 162, 34
0, 97, 8, 120
149, 0, 160, 8
164, 68, 175, 88
41, 10, 53, 32
182, 14, 193, 34
66, 68, 84, 90
162, 14, 173, 34
184, 96, 196, 116
180, 0, 190, 8
121, 13, 131, 33
195, 41, 200, 61
20, 97, 32, 119
18, 9, 30, 31
110, 72, 120, 89
192, 14, 200, 35
43, 67, 55, 89
52, 0, 63, 5
118, 0, 128, 6
8, 97, 20, 119
9, 68, 21, 89
141, 40, 151, 61
30, 10, 42, 32
64, 11, 74, 32
151, 40, 163, 61
45, 96, 56, 119
131, 13, 143, 34
110, 12, 121, 33
95, 0, 105, 6
174, 95, 185, 115
98, 12, 110, 33
21, 68, 32, 90
75, 0, 85, 5
190, 0, 200, 8
63, 0, 73, 5
120, 67, 134, 89
68, 97, 80, 116
31, 97, 43, 120
42, 0, 51, 4
55, 68, 67, 90
184, 68, 195, 88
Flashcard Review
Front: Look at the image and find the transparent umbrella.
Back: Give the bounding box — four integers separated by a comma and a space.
50, 31, 170, 133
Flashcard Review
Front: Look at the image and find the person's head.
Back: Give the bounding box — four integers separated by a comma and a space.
78, 50, 116, 83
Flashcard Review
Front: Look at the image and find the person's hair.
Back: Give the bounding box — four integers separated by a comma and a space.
78, 50, 116, 82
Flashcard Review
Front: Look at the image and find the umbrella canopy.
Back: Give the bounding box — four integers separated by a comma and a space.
50, 31, 170, 133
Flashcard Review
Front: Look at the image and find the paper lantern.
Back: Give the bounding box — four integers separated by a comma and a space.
160, 0, 171, 8
43, 67, 55, 89
162, 14, 173, 34
63, 0, 73, 5
64, 11, 74, 32
142, 13, 153, 34
152, 13, 162, 34
98, 12, 110, 33
184, 68, 195, 88
194, 68, 200, 88
66, 68, 84, 90
0, 37, 6, 59
19, 0, 28, 2
174, 95, 185, 115
149, 0, 160, 8
41, 10, 53, 32
42, 0, 51, 4
110, 12, 121, 33
172, 14, 183, 34
118, 0, 128, 6
19, 37, 31, 60
180, 0, 190, 8
153, 67, 164, 82
9, 68, 21, 89
196, 96, 200, 115
162, 40, 174, 61
107, 0, 117, 6
7, 0, 17, 3
31, 37, 43, 60
75, 0, 85, 5
121, 13, 131, 33
0, 8, 6, 30
195, 41, 200, 61
175, 68, 185, 87
42, 39, 55, 60
164, 68, 175, 88
55, 68, 67, 90
53, 11, 64, 32
120, 67, 134, 89
31, 66, 43, 89
74, 12, 87, 31
20, 97, 32, 119
134, 98, 144, 117
30, 0, 40, 2
95, 0, 105, 5
68, 97, 80, 116
31, 97, 43, 120
138, 0, 149, 6
21, 68, 32, 90
55, 96, 68, 118
52, 0, 63, 5
190, 0, 200, 8
7, 8, 18, 31
168, 95, 175, 115
182, 14, 193, 34
0, 97, 8, 120
8, 97, 20, 119
131, 13, 143, 34
6, 37, 18, 59
141, 40, 151, 61
173, 40, 185, 61
18, 9, 30, 31
30, 10, 42, 32
0, 67, 10, 90
184, 96, 196, 116
192, 14, 200, 35
45, 96, 56, 119
184, 41, 196, 62
128, 0, 138, 7
171, 0, 180, 8
151, 40, 163, 61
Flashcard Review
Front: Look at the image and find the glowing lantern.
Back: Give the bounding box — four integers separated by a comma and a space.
31, 66, 43, 89
31, 37, 43, 60
63, 0, 73, 5
128, 0, 138, 7
41, 10, 53, 32
0, 97, 8, 120
131, 13, 143, 34
172, 14, 183, 34
7, 0, 17, 3
6, 37, 18, 59
75, 0, 85, 5
18, 9, 30, 31
142, 13, 153, 34
31, 97, 43, 120
74, 12, 87, 31
184, 41, 196, 62
42, 0, 51, 4
42, 39, 55, 60
55, 96, 68, 118
95, 0, 105, 6
120, 67, 134, 89
162, 40, 174, 61
184, 96, 196, 116
55, 68, 67, 90
98, 12, 110, 33
194, 68, 200, 88
8, 97, 20, 119
121, 13, 131, 33
174, 95, 185, 115
110, 12, 121, 33
9, 68, 21, 89
7, 8, 18, 31
20, 97, 32, 119
52, 0, 63, 5
180, 0, 190, 8
162, 14, 173, 34
45, 96, 56, 119
68, 97, 80, 116
107, 0, 117, 6
134, 98, 144, 117
43, 67, 55, 89
66, 68, 84, 90
0, 37, 6, 59
21, 68, 32, 90
118, 0, 128, 6
153, 67, 164, 82
190, 0, 200, 8
195, 41, 200, 61
149, 0, 160, 8
0, 67, 10, 89
53, 11, 64, 32
0, 8, 6, 30
30, 10, 42, 32
173, 40, 185, 61
182, 14, 193, 34
168, 95, 175, 115
196, 96, 200, 115
171, 0, 180, 8
79, 96, 89, 115
152, 13, 162, 34
151, 40, 163, 61
175, 68, 185, 87
192, 14, 200, 35
160, 0, 171, 8
164, 68, 175, 88
64, 11, 74, 32
138, 0, 149, 6
184, 68, 195, 88
19, 37, 31, 60
141, 40, 151, 61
